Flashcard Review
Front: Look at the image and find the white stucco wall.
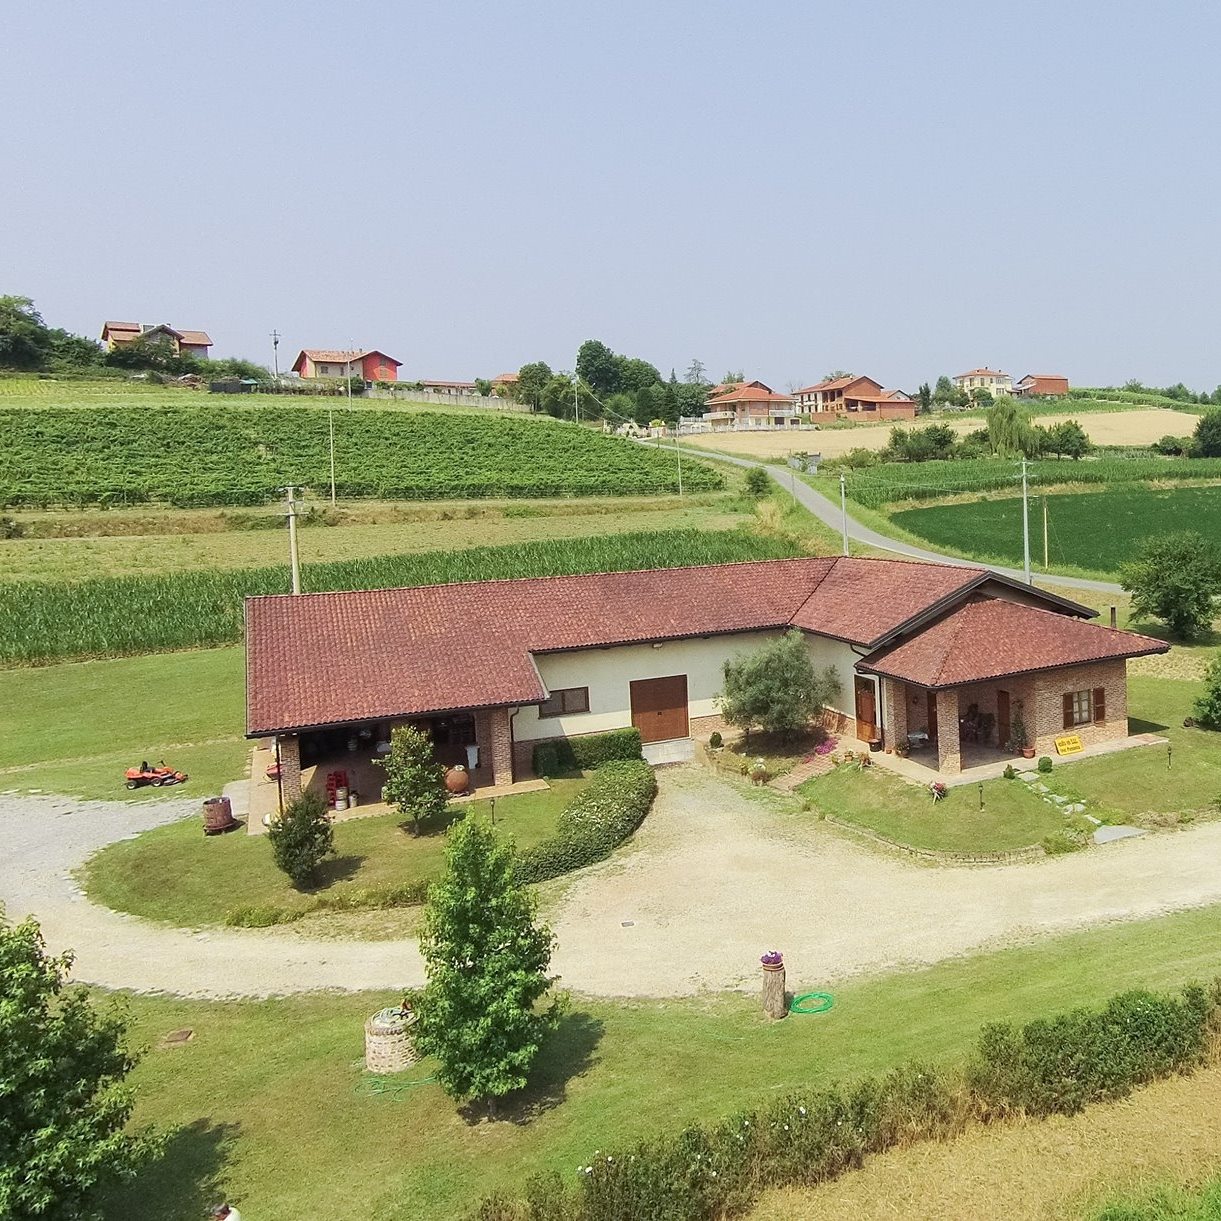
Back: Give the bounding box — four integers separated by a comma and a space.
513, 630, 862, 743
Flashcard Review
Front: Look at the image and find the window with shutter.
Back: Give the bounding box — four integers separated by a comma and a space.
1062, 692, 1074, 729
1092, 687, 1106, 724
1065, 689, 1093, 727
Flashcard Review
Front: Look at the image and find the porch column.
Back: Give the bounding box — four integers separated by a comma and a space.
935, 689, 961, 774
277, 734, 302, 801
487, 708, 514, 787
882, 678, 907, 748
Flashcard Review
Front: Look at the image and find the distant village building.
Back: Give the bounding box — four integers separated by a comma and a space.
417, 379, 477, 396
703, 381, 799, 430
1013, 374, 1070, 398
490, 372, 519, 394
291, 349, 401, 382
953, 367, 1013, 397
792, 375, 917, 422
100, 321, 213, 359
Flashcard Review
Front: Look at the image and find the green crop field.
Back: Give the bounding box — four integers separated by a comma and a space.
0, 405, 721, 506
890, 485, 1221, 575
817, 457, 1221, 510
0, 526, 803, 665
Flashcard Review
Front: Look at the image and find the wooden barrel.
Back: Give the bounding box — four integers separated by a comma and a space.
203, 796, 235, 835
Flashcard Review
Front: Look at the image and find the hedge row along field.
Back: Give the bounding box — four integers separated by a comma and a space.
891, 485, 1221, 575
819, 456, 1221, 510
0, 406, 721, 506
0, 527, 803, 665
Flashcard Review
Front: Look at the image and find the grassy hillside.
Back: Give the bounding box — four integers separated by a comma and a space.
0, 405, 721, 506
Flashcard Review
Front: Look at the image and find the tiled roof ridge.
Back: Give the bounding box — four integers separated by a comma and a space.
972, 595, 1166, 649
244, 553, 835, 605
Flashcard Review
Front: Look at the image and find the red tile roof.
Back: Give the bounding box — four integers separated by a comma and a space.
244, 556, 1128, 736
954, 368, 1010, 379
177, 330, 213, 346
705, 385, 795, 406
858, 599, 1167, 689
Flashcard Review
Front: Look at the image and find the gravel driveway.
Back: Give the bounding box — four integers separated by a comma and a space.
3, 770, 1220, 999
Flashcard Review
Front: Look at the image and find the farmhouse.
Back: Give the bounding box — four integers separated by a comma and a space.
704, 382, 799, 430
245, 557, 1166, 799
1014, 373, 1071, 398
792, 376, 917, 422
101, 321, 213, 358
953, 367, 1013, 397
291, 349, 401, 382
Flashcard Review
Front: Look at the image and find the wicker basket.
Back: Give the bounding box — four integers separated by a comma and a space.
364, 1007, 419, 1074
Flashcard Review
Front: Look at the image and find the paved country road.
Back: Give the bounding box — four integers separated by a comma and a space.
3, 769, 1218, 999
667, 440, 1124, 595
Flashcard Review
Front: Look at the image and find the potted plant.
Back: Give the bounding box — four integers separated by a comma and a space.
1006, 702, 1035, 759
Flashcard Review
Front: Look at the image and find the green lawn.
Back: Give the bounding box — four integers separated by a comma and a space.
92, 902, 1221, 1220
1089, 1175, 1221, 1220
801, 760, 1072, 853
83, 780, 586, 927
799, 676, 1219, 853
0, 648, 247, 800
890, 484, 1221, 577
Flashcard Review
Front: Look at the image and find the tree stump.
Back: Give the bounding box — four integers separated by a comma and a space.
762, 962, 787, 1020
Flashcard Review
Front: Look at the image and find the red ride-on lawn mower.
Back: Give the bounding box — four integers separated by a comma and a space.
124, 760, 189, 790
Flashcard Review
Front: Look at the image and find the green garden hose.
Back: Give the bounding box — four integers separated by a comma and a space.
789, 991, 834, 1015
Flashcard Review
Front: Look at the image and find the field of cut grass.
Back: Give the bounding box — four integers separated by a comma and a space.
0, 526, 804, 665
749, 1061, 1221, 1221
0, 405, 722, 507
84, 779, 585, 928
890, 484, 1221, 576
93, 903, 1221, 1220
0, 497, 745, 582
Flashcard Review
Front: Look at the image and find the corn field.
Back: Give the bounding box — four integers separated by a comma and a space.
0, 528, 802, 665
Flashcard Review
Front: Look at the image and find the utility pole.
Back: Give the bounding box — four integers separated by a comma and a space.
1043, 497, 1049, 570
573, 376, 580, 425
283, 485, 302, 595
1021, 459, 1032, 585
839, 471, 850, 556
270, 329, 281, 379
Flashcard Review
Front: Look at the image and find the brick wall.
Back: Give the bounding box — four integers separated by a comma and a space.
882, 677, 907, 745
935, 688, 961, 772
277, 734, 302, 801
1028, 659, 1128, 755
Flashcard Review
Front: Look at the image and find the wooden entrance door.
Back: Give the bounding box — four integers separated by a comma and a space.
997, 690, 1011, 748
927, 691, 938, 746
854, 676, 878, 741
629, 674, 689, 744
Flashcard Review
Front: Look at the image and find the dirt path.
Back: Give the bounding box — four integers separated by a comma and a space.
4, 770, 1221, 999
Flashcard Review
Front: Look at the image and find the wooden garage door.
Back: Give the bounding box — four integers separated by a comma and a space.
629, 674, 689, 744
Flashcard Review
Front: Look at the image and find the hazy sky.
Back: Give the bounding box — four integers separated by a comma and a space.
6, 1, 1220, 391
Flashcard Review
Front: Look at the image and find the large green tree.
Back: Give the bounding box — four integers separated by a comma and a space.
718, 629, 842, 741
0, 296, 53, 370
987, 396, 1038, 458
1120, 531, 1221, 640
1191, 409, 1221, 458
415, 819, 558, 1116
0, 917, 157, 1219
575, 339, 621, 397
515, 361, 552, 409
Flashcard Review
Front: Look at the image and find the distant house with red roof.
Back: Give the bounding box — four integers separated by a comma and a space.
953, 367, 1013, 397
1014, 374, 1070, 398
291, 349, 401, 382
792, 375, 917, 422
101, 321, 213, 359
703, 380, 799, 430
245, 555, 1166, 800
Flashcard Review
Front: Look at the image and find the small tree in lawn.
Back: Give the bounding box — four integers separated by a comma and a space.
269, 789, 334, 888
718, 629, 842, 743
1192, 653, 1221, 729
378, 724, 450, 836
0, 916, 157, 1220
1120, 531, 1221, 640
415, 819, 558, 1118
744, 466, 770, 498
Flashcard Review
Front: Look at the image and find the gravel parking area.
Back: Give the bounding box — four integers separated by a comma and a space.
3, 770, 1221, 999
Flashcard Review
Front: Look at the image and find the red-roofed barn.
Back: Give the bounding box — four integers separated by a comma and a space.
245, 556, 1166, 802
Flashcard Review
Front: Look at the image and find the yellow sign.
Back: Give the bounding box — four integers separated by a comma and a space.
1055, 734, 1084, 756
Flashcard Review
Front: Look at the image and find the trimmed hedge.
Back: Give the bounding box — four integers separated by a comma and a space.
532, 728, 643, 779
516, 760, 657, 884
472, 983, 1221, 1221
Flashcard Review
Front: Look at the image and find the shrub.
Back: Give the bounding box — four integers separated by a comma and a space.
1042, 829, 1086, 855
719, 630, 841, 742
1002, 764, 1018, 780
516, 760, 657, 884
268, 790, 334, 888
378, 724, 449, 834
1037, 756, 1053, 773
968, 986, 1215, 1118
708, 731, 723, 749
1192, 653, 1221, 730
744, 466, 770, 497
531, 728, 643, 778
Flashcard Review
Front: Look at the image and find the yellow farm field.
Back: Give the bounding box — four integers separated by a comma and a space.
749, 1059, 1221, 1221
685, 408, 1185, 460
